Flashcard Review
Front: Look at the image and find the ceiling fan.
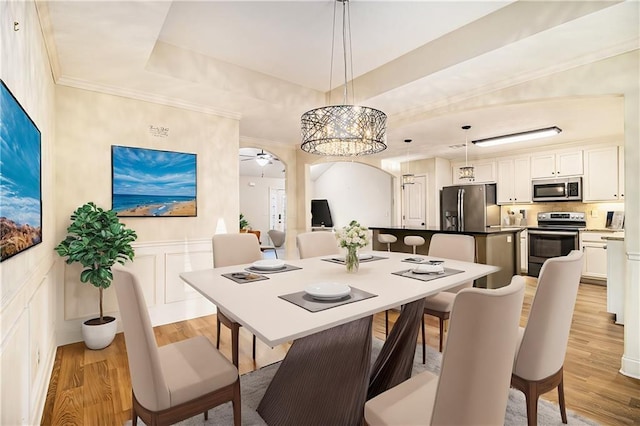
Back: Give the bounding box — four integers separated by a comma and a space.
240, 149, 279, 166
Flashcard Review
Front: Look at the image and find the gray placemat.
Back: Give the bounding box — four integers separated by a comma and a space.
392, 268, 464, 282
322, 255, 387, 265
279, 287, 378, 312
245, 264, 302, 274
222, 272, 269, 284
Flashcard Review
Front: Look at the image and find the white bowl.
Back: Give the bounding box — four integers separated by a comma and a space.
413, 264, 444, 274
305, 282, 351, 300
251, 259, 286, 270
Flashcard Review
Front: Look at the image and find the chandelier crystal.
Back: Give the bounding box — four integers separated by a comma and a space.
459, 125, 475, 180
300, 0, 387, 156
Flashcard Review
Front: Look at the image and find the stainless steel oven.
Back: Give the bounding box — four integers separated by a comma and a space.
527, 212, 585, 277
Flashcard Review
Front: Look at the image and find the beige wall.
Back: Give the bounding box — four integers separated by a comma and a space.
54, 86, 240, 321
1, 1, 57, 424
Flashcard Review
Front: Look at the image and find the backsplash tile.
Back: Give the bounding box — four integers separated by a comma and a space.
500, 201, 624, 228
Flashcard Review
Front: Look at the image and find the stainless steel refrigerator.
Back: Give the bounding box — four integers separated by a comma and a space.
440, 183, 500, 231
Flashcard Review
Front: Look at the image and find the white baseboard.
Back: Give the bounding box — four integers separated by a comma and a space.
620, 355, 640, 379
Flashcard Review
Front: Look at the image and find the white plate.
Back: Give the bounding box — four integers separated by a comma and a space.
413, 264, 444, 274
358, 253, 374, 260
251, 259, 286, 270
305, 282, 351, 300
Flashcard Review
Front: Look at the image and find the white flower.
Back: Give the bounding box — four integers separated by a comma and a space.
336, 220, 369, 249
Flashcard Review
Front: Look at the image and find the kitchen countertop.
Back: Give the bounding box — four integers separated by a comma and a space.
369, 226, 525, 235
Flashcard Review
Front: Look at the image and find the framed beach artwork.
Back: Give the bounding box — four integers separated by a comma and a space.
111, 146, 197, 217
0, 80, 43, 262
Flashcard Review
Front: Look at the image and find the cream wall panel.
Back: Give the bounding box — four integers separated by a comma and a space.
0, 313, 30, 425
165, 250, 212, 303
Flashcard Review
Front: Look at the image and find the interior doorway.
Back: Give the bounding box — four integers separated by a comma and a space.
239, 147, 286, 245
269, 188, 286, 232
402, 175, 428, 229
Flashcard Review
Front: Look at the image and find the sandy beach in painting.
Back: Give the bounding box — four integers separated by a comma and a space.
117, 200, 196, 217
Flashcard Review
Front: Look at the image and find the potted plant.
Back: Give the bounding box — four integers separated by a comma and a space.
55, 202, 137, 349
239, 213, 250, 231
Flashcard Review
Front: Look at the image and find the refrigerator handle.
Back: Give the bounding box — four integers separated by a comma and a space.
458, 188, 464, 231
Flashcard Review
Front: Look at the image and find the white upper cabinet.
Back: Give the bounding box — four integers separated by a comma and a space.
497, 156, 531, 204
583, 145, 624, 201
452, 161, 496, 184
531, 150, 583, 178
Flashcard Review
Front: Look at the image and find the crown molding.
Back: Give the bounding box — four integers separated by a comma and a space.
55, 76, 242, 120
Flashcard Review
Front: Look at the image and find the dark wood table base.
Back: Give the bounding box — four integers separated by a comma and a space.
257, 317, 373, 426
368, 298, 425, 400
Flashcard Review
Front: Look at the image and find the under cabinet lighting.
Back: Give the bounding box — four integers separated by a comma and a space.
472, 126, 561, 147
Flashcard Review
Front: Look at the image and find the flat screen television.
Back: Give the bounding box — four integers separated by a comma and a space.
311, 199, 333, 227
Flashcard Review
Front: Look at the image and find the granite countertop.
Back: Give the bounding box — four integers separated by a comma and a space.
369, 226, 525, 235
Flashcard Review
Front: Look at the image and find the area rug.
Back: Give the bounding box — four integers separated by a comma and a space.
126, 339, 599, 426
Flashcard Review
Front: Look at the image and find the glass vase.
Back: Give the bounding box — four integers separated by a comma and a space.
345, 246, 359, 273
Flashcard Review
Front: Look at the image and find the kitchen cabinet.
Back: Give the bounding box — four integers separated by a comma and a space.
452, 161, 495, 184
497, 157, 531, 204
580, 231, 607, 280
531, 150, 583, 178
520, 230, 528, 273
584, 145, 624, 201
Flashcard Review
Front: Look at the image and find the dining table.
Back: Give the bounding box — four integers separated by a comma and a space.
180, 250, 499, 426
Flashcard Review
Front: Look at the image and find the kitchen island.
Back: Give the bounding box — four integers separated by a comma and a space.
370, 226, 524, 289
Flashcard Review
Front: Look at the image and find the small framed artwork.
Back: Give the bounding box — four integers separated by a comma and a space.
0, 80, 42, 262
112, 145, 197, 217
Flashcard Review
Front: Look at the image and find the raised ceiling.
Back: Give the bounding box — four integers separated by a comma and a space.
41, 1, 637, 163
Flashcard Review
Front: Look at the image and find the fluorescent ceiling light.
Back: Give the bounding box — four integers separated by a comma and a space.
472, 126, 562, 147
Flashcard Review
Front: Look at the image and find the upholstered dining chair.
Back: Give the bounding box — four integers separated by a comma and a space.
420, 233, 475, 359
113, 268, 241, 426
511, 250, 584, 426
212, 233, 264, 366
296, 231, 340, 259
365, 275, 525, 426
267, 229, 286, 248
403, 235, 425, 254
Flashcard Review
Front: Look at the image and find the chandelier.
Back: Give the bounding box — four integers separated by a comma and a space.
401, 139, 415, 187
459, 125, 475, 180
300, 0, 387, 156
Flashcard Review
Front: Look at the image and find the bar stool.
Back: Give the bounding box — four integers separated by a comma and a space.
404, 235, 425, 254
377, 233, 397, 252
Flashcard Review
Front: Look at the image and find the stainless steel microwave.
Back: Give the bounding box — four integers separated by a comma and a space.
532, 177, 582, 202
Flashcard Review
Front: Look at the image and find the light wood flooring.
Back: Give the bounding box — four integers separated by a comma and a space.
41, 278, 640, 425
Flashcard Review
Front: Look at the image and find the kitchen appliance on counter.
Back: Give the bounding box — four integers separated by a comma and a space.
441, 183, 500, 231
528, 211, 585, 277
532, 177, 582, 202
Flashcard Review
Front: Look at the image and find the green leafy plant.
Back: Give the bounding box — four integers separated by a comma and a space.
239, 213, 250, 230
55, 202, 137, 323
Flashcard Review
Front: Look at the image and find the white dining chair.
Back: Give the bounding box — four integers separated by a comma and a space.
296, 231, 340, 259
365, 276, 525, 425
212, 233, 264, 366
113, 268, 241, 426
511, 250, 584, 426
421, 233, 475, 358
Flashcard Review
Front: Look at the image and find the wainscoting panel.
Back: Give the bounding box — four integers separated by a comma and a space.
165, 250, 213, 303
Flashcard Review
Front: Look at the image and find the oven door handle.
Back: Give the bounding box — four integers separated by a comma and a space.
528, 230, 579, 237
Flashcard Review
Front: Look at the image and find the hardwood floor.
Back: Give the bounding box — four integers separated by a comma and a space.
41, 278, 640, 425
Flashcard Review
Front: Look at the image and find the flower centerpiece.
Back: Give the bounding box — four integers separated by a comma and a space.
336, 220, 370, 273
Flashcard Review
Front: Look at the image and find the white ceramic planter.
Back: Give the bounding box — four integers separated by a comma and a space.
82, 316, 117, 350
